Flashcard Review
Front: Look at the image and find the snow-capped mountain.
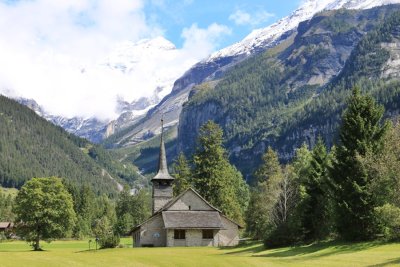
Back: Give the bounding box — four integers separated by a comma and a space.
111, 0, 400, 148
13, 0, 400, 145
11, 37, 190, 143
209, 0, 400, 60
102, 36, 180, 101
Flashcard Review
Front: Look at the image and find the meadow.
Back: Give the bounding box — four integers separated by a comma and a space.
1, 238, 400, 267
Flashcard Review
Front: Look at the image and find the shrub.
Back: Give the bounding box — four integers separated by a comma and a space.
374, 204, 400, 240
93, 216, 120, 249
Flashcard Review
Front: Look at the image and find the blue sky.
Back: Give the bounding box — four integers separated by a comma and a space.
0, 0, 303, 119
145, 0, 301, 49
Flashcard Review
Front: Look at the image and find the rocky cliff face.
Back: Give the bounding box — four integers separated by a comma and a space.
177, 6, 400, 179
105, 0, 400, 150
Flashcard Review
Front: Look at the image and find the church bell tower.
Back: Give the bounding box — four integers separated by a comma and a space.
151, 119, 174, 214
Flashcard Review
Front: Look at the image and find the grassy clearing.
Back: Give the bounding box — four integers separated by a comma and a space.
0, 238, 400, 266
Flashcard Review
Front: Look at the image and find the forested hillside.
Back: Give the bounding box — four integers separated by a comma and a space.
0, 95, 140, 194
178, 6, 400, 179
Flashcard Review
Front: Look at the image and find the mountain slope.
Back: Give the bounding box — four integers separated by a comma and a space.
104, 0, 400, 150
11, 37, 187, 143
178, 6, 400, 179
0, 95, 140, 193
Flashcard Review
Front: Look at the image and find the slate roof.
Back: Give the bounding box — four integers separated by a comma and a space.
130, 188, 243, 234
162, 211, 224, 229
152, 119, 174, 181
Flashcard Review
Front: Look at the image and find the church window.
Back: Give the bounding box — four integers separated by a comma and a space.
202, 229, 213, 239
174, 229, 185, 239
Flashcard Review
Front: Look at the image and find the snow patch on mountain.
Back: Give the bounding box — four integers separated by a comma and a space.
208, 0, 400, 61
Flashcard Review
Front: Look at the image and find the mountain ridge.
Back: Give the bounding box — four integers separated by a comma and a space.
177, 5, 400, 180
103, 0, 400, 150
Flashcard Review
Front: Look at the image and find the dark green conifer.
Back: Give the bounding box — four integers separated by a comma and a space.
331, 87, 390, 240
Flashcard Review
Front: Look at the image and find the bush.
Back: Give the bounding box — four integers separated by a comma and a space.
93, 216, 120, 249
98, 233, 120, 249
374, 204, 400, 240
263, 222, 302, 248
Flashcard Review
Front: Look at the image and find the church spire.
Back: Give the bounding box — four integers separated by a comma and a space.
152, 118, 174, 181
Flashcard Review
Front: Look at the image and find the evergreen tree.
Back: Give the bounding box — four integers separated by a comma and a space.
331, 87, 390, 240
246, 147, 283, 239
292, 143, 312, 181
301, 137, 332, 240
0, 191, 14, 222
255, 147, 281, 184
193, 121, 248, 223
171, 153, 192, 196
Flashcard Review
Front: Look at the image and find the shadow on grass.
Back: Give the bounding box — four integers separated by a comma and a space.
254, 240, 380, 259
222, 242, 266, 255
367, 257, 400, 267
221, 240, 383, 260
0, 249, 49, 252
75, 249, 98, 253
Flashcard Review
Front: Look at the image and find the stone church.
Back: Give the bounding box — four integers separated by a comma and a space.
131, 121, 242, 247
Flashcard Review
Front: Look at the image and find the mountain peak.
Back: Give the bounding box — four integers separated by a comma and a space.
208, 0, 400, 61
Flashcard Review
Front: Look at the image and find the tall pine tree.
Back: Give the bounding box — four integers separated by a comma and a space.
193, 121, 248, 224
171, 152, 192, 196
331, 87, 390, 240
246, 147, 283, 239
301, 137, 332, 241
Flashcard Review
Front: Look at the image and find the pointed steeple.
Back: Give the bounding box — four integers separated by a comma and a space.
152, 118, 174, 181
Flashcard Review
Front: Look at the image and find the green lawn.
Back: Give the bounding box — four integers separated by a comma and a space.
0, 238, 399, 266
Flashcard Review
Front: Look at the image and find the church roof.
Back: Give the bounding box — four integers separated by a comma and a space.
130, 188, 243, 234
162, 211, 224, 229
152, 119, 174, 181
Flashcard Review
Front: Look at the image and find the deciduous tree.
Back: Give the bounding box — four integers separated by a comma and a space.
14, 177, 76, 250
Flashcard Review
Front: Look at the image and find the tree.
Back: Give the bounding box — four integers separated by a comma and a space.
0, 191, 14, 222
93, 216, 120, 249
13, 177, 76, 250
360, 122, 400, 207
331, 87, 390, 240
301, 137, 333, 241
246, 147, 283, 239
115, 188, 150, 235
255, 147, 281, 185
360, 122, 400, 240
265, 165, 302, 247
171, 153, 192, 196
193, 121, 249, 223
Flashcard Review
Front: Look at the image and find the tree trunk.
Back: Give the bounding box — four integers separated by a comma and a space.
34, 232, 40, 251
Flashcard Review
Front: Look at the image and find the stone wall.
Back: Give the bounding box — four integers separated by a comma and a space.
137, 214, 167, 247
167, 190, 213, 211
166, 229, 217, 247
218, 216, 240, 246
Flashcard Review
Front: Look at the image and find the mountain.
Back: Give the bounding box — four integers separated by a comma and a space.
0, 95, 141, 193
12, 37, 185, 143
178, 5, 400, 180
104, 0, 400, 150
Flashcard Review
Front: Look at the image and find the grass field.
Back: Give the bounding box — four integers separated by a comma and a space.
1, 238, 400, 266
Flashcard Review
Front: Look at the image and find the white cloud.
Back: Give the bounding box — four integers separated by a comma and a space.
0, 0, 229, 121
229, 9, 275, 26
181, 23, 232, 59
